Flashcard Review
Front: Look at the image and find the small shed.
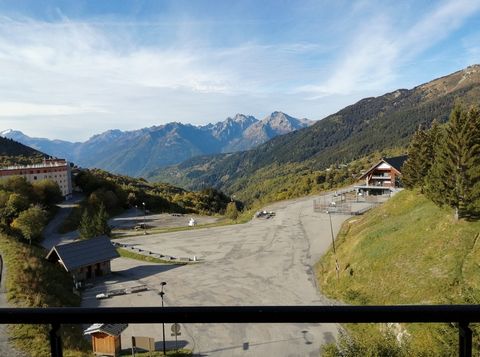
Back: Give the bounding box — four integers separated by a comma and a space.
46, 236, 119, 285
84, 323, 128, 357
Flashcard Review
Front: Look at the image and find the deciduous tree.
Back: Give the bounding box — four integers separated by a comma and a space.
11, 205, 47, 244
225, 201, 239, 220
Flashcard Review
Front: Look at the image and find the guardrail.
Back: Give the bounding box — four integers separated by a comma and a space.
1, 305, 479, 357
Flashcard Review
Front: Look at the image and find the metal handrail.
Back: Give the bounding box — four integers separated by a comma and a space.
1, 305, 478, 357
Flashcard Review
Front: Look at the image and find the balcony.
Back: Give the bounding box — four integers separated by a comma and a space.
2, 305, 479, 357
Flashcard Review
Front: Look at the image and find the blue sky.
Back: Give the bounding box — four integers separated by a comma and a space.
0, 0, 479, 141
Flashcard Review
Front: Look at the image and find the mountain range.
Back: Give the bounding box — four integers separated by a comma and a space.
148, 64, 480, 199
1, 111, 312, 177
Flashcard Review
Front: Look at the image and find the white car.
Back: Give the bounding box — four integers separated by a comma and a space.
188, 218, 197, 227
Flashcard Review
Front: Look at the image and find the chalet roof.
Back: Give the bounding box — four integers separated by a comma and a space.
84, 323, 128, 336
383, 155, 408, 172
46, 236, 119, 272
358, 155, 408, 180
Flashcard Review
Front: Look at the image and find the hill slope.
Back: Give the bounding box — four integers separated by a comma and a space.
150, 65, 480, 196
317, 190, 480, 354
0, 136, 47, 166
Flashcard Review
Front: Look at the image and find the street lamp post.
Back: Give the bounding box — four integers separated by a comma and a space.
142, 202, 146, 235
135, 205, 138, 226
160, 282, 167, 355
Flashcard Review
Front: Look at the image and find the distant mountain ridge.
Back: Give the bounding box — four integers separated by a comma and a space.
148, 64, 480, 198
1, 112, 313, 177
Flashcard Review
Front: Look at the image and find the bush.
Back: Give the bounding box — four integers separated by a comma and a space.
11, 205, 47, 244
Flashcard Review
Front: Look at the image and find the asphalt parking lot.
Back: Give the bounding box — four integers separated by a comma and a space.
83, 192, 357, 356
109, 209, 221, 231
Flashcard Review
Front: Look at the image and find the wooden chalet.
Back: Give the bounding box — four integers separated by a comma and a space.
84, 323, 128, 357
46, 236, 119, 286
355, 155, 408, 195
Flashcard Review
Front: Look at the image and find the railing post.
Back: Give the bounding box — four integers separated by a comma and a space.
49, 323, 63, 357
459, 322, 472, 357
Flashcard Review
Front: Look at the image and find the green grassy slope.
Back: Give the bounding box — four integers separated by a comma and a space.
317, 190, 480, 354
0, 234, 90, 356
318, 190, 480, 304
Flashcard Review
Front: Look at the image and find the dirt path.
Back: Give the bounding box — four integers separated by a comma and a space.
41, 194, 83, 249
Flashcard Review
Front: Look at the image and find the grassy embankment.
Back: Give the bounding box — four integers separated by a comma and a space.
316, 190, 480, 355
0, 234, 90, 357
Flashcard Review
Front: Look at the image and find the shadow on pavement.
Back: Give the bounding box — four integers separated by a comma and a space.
154, 339, 189, 351
115, 264, 184, 280
196, 336, 304, 355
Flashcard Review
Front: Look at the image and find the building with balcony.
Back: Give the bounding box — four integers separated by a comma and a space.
355, 155, 408, 195
0, 158, 73, 197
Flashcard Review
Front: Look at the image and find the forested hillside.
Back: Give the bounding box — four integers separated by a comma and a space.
150, 65, 480, 203
0, 136, 46, 166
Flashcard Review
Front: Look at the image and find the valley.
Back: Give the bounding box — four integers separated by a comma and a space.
2, 2, 480, 356
1, 63, 480, 356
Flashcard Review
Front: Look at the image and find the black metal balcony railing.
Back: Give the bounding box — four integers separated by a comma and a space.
2, 305, 480, 357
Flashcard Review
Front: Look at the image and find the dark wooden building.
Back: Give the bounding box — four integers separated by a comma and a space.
355, 155, 408, 195
84, 323, 128, 357
46, 236, 119, 286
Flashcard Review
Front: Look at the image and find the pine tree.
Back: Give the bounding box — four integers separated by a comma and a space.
403, 121, 441, 192
426, 105, 480, 219
78, 209, 96, 239
402, 128, 430, 190
95, 203, 111, 236
79, 204, 111, 239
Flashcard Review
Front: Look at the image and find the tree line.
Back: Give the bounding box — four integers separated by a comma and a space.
68, 169, 235, 238
402, 104, 480, 220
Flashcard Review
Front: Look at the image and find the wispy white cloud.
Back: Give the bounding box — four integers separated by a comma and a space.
0, 1, 479, 141
0, 15, 323, 139
297, 0, 480, 99
0, 102, 107, 117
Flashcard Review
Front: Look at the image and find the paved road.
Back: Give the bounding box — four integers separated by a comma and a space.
83, 192, 359, 356
42, 194, 83, 249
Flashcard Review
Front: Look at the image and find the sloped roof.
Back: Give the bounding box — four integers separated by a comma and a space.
358, 155, 409, 180
383, 155, 408, 172
46, 236, 119, 271
84, 323, 128, 336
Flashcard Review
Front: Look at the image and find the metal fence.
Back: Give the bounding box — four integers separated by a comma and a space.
2, 305, 479, 357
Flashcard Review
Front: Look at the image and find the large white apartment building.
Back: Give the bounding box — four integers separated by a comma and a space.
0, 158, 73, 197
